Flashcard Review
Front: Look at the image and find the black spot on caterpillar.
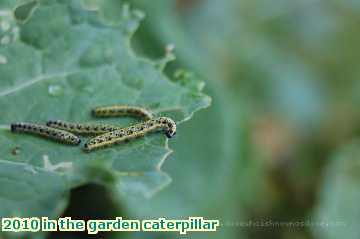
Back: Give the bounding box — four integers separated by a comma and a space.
11, 122, 81, 145
84, 117, 176, 152
91, 105, 153, 120
46, 120, 122, 135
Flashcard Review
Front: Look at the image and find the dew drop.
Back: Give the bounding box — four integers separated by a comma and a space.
48, 84, 63, 96
0, 54, 7, 64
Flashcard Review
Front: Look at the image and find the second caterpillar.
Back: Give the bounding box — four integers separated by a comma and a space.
46, 120, 122, 135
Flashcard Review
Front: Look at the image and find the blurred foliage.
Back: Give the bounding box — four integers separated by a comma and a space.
126, 0, 360, 238
313, 141, 360, 239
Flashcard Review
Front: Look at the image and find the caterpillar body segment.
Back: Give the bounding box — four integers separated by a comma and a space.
11, 122, 81, 145
91, 105, 153, 120
46, 120, 121, 135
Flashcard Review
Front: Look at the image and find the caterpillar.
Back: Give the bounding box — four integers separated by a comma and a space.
91, 105, 153, 120
46, 120, 122, 135
11, 122, 81, 145
84, 117, 176, 152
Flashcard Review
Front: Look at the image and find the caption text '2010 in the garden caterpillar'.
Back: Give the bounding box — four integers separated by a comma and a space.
84, 117, 176, 152
11, 122, 81, 145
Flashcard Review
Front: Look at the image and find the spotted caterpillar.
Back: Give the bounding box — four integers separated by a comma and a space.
92, 105, 153, 120
11, 122, 81, 145
84, 117, 176, 151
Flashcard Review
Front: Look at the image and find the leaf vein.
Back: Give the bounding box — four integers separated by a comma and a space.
0, 71, 80, 97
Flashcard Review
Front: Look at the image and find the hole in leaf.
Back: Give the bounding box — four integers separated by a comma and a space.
48, 184, 127, 239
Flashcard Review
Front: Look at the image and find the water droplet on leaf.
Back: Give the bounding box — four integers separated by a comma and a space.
48, 84, 63, 96
0, 54, 7, 64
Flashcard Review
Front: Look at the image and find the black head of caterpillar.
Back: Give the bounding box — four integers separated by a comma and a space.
156, 117, 176, 138
91, 105, 154, 120
11, 122, 81, 145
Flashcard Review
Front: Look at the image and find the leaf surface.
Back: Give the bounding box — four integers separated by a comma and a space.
0, 0, 210, 222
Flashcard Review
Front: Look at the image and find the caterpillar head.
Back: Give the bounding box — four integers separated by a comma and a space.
10, 123, 17, 132
160, 117, 176, 138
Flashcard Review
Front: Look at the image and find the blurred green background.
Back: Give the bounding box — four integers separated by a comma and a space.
20, 0, 359, 238
123, 0, 360, 238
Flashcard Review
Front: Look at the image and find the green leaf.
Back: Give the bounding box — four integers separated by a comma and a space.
0, 160, 68, 239
0, 0, 210, 226
312, 141, 360, 239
